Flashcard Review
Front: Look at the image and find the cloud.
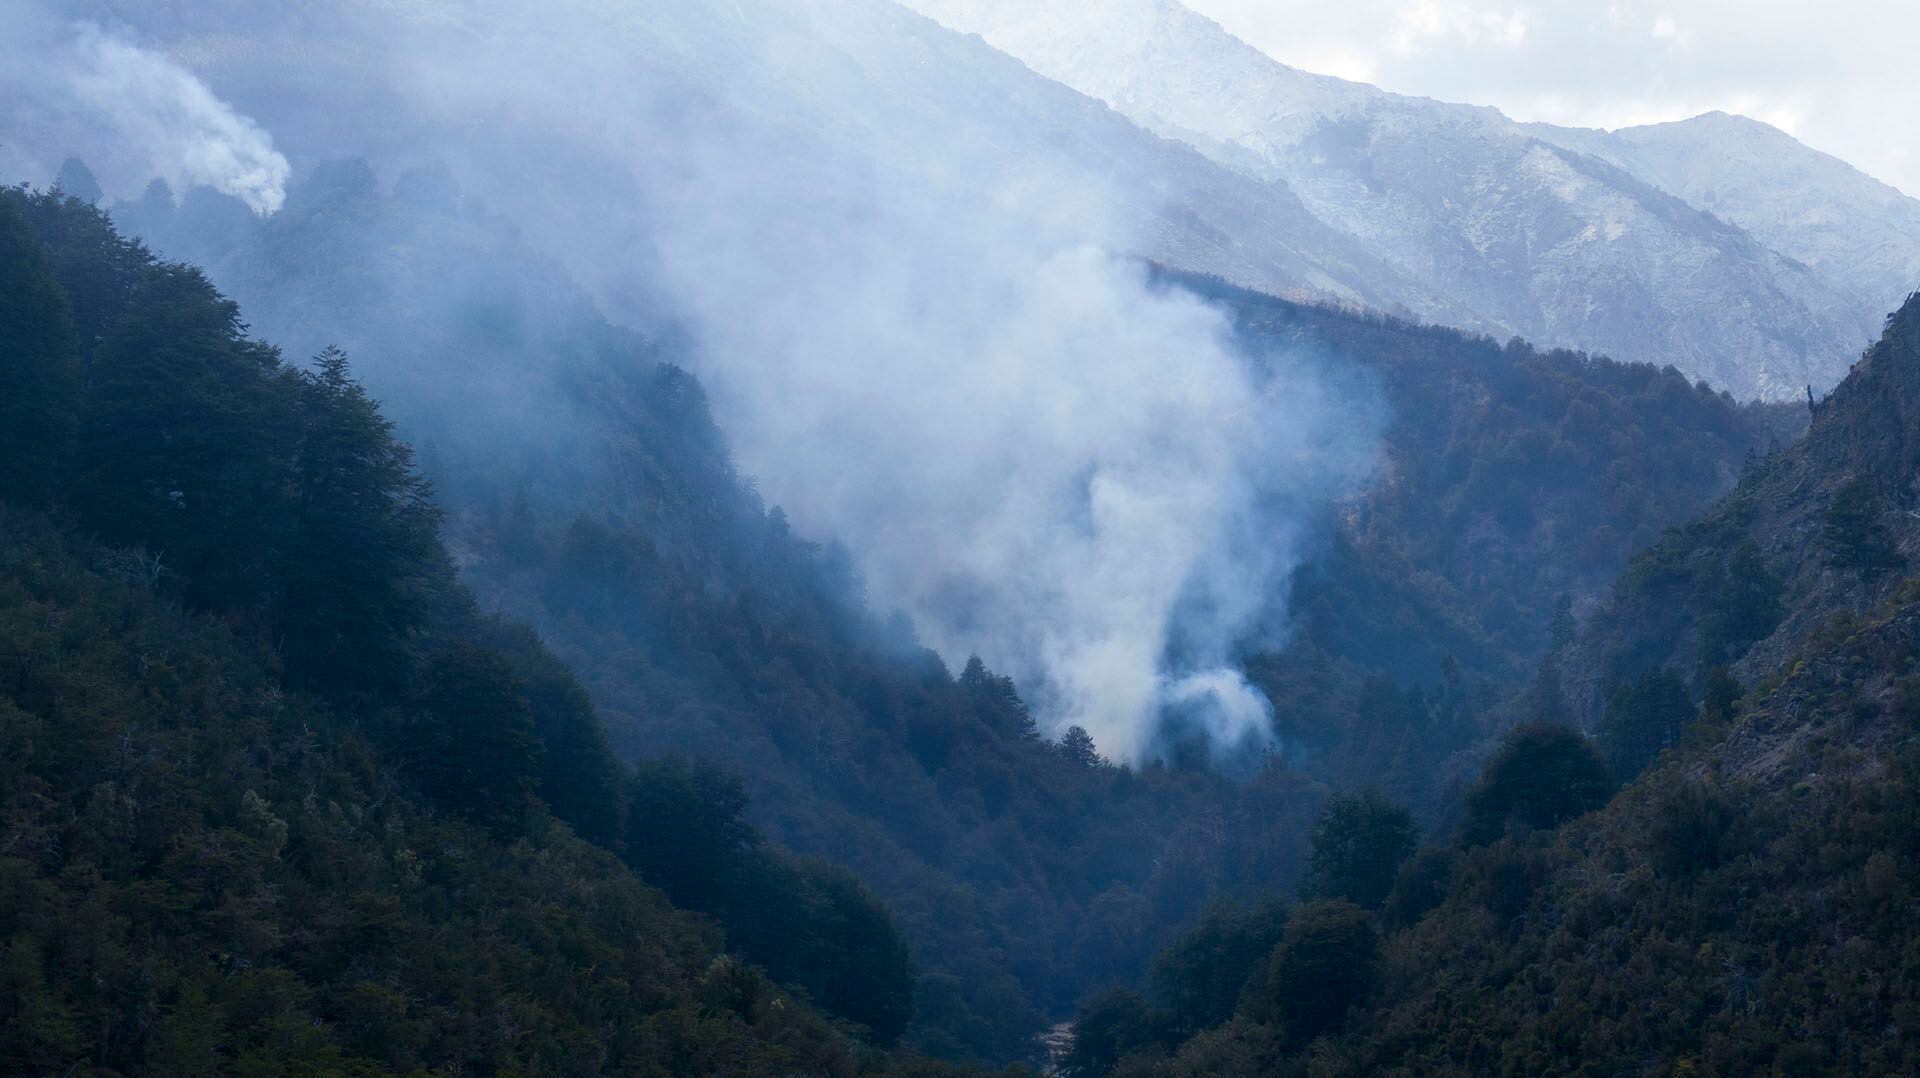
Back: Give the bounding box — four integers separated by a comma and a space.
357, 0, 1386, 764
1185, 0, 1920, 196
654, 189, 1380, 764
0, 11, 289, 213
63, 25, 291, 213
1389, 0, 1530, 55
3, 0, 1384, 764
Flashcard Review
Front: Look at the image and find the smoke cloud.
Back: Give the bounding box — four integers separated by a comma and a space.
62, 25, 290, 214
0, 12, 288, 213
9, 0, 1385, 763
524, 1, 1389, 763
661, 207, 1378, 762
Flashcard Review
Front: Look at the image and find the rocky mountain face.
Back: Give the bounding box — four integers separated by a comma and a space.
1534, 111, 1920, 324
1081, 297, 1920, 1078
900, 0, 1917, 400
1342, 579, 1920, 1075
1562, 292, 1920, 726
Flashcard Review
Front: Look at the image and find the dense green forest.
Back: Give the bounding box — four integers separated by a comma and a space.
1042, 292, 1920, 1075
12, 0, 1920, 1062
0, 187, 993, 1074
81, 163, 1812, 1063
1181, 270, 1803, 819
20, 157, 1897, 1075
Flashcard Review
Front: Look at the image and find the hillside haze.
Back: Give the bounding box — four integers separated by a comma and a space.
901, 0, 1920, 400
5, 0, 1920, 1073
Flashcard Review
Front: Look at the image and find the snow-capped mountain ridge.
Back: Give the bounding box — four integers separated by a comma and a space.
901, 0, 1917, 400
1531, 111, 1920, 320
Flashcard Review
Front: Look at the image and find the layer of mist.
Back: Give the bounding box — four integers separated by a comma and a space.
4, 0, 1386, 762
0, 10, 288, 213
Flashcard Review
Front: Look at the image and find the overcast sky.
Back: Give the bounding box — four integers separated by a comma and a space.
1183, 0, 1919, 197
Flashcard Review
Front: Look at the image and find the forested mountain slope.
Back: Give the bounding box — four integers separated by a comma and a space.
81, 157, 1802, 1061
1171, 271, 1800, 815
9, 2, 1909, 1071
0, 189, 959, 1075
1563, 292, 1920, 726
1107, 587, 1920, 1074
85, 166, 1316, 1064
1049, 291, 1920, 1078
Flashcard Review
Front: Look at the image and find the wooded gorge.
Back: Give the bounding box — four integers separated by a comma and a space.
10, 0, 1920, 1070
72, 163, 1810, 1059
9, 158, 1895, 1075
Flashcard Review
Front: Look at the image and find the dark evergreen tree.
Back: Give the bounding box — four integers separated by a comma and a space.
52, 158, 102, 205
1699, 665, 1743, 725
1646, 780, 1736, 878
1463, 723, 1611, 845
1822, 477, 1905, 576
1600, 667, 1693, 780
485, 622, 624, 844
0, 198, 81, 507
1255, 899, 1377, 1046
788, 860, 918, 1045
1696, 541, 1784, 672
275, 347, 440, 698
1063, 988, 1172, 1077
403, 643, 543, 836
1150, 898, 1290, 1033
629, 784, 918, 1043
73, 263, 293, 610
1303, 792, 1419, 910
1059, 725, 1104, 768
5, 186, 153, 364
625, 757, 758, 913
960, 655, 1037, 738
1379, 847, 1459, 929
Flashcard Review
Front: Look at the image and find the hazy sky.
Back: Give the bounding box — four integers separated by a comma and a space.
1184, 0, 1919, 197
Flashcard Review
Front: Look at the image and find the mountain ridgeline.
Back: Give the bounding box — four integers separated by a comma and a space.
900, 0, 1920, 401
35, 0, 1920, 402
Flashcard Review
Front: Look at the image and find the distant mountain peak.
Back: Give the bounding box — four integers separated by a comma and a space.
902, 0, 1918, 401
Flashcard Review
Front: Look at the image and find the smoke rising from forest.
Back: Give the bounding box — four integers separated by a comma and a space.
1, 13, 288, 213
5, 0, 1385, 762
656, 210, 1378, 762
430, 0, 1389, 763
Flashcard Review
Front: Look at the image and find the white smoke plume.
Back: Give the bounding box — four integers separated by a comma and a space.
7, 0, 1385, 762
585, 2, 1385, 762
62, 25, 290, 214
0, 11, 288, 214
658, 209, 1379, 762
